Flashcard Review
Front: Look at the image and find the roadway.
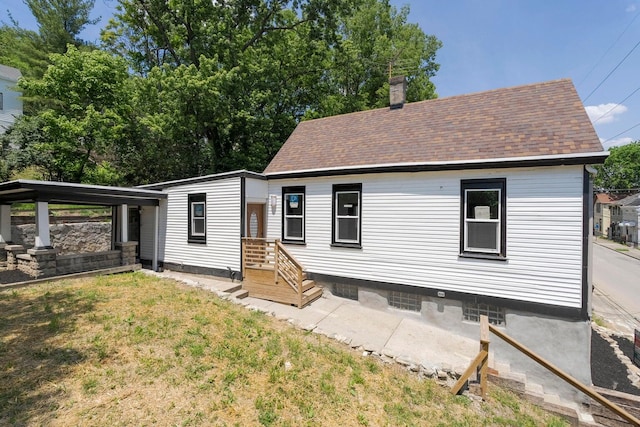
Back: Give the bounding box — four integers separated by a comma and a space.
592, 242, 640, 335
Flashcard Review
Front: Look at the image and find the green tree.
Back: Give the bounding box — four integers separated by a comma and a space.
101, 0, 441, 182
25, 0, 99, 52
5, 46, 130, 183
0, 25, 50, 79
595, 141, 640, 190
310, 0, 441, 117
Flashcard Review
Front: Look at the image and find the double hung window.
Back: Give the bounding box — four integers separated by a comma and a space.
282, 187, 305, 242
188, 194, 206, 243
461, 179, 506, 258
332, 184, 362, 247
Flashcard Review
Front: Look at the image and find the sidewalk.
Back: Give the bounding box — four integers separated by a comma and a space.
594, 237, 640, 261
141, 269, 477, 379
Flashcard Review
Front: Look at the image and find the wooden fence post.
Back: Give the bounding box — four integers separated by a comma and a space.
451, 315, 490, 397
479, 315, 490, 400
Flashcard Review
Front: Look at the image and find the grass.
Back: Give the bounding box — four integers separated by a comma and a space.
0, 273, 568, 426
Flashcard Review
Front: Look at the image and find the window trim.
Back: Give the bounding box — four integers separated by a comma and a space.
188, 193, 206, 244
459, 178, 506, 260
331, 183, 362, 248
282, 186, 305, 243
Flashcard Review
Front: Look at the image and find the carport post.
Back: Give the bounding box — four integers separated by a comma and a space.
153, 205, 159, 271
0, 205, 11, 244
34, 201, 51, 248
120, 204, 129, 243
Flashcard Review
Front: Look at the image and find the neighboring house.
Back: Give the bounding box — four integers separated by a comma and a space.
137, 78, 606, 399
593, 192, 629, 237
612, 192, 640, 245
0, 64, 23, 133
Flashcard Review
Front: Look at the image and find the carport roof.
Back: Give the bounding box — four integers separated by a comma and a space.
0, 180, 167, 206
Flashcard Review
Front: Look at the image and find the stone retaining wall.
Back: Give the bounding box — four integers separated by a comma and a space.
3, 242, 137, 279
11, 222, 111, 255
56, 250, 122, 275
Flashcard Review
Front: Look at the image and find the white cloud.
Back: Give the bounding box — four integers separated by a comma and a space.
585, 103, 628, 124
600, 136, 634, 149
626, 4, 637, 12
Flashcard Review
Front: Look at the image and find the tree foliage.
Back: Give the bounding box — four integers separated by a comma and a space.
595, 141, 640, 190
25, 0, 99, 52
6, 46, 129, 183
0, 25, 50, 79
97, 0, 442, 183
2, 0, 442, 184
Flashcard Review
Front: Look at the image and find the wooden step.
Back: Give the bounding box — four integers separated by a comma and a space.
230, 289, 249, 299
302, 279, 315, 292
301, 286, 323, 307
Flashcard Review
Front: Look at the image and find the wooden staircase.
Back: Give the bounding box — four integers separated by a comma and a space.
241, 238, 322, 308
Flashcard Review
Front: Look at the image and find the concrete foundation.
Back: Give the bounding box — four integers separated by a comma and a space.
322, 279, 593, 405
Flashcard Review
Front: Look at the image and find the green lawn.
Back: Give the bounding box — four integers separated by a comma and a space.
0, 273, 567, 426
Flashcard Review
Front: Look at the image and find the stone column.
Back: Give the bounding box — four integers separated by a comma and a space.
5, 244, 25, 270
27, 248, 58, 278
116, 241, 138, 266
34, 201, 51, 248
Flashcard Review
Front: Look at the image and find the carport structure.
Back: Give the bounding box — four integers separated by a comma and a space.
0, 180, 166, 277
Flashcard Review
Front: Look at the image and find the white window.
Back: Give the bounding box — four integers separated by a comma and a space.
283, 187, 304, 242
333, 184, 362, 246
188, 194, 206, 243
461, 179, 506, 258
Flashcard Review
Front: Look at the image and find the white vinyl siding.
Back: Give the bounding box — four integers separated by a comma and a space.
139, 201, 167, 262
160, 178, 242, 271
267, 165, 585, 309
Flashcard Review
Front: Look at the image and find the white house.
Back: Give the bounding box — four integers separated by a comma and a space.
0, 64, 23, 133
0, 78, 600, 400
614, 192, 640, 245
134, 78, 607, 400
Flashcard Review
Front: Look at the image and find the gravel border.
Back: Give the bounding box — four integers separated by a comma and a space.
592, 326, 640, 396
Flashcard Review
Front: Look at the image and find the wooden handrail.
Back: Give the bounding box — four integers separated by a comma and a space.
241, 238, 307, 308
489, 324, 640, 426
453, 316, 640, 425
275, 240, 303, 270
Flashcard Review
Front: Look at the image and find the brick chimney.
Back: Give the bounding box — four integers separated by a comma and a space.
389, 76, 407, 109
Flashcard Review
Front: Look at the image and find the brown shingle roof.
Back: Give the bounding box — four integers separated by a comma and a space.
264, 79, 604, 175
595, 193, 616, 204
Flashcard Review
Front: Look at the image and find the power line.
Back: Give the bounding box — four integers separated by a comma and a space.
603, 121, 640, 144
582, 38, 640, 103
578, 9, 640, 88
591, 86, 640, 124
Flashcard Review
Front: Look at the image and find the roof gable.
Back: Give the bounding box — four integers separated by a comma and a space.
0, 64, 22, 82
264, 79, 605, 176
616, 192, 640, 207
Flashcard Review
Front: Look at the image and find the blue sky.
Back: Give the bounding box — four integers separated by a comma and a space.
2, 0, 639, 150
